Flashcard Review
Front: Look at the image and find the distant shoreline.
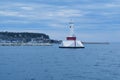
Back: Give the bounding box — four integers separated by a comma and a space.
82, 42, 110, 44
0, 42, 52, 46
0, 42, 110, 46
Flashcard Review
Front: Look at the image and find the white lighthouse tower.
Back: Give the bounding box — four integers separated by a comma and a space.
59, 21, 84, 48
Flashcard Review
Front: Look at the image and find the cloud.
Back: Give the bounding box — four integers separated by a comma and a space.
20, 6, 33, 10
0, 1, 119, 26
0, 0, 120, 42
0, 11, 26, 17
0, 2, 86, 25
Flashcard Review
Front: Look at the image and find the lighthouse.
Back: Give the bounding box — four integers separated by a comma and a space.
59, 21, 84, 48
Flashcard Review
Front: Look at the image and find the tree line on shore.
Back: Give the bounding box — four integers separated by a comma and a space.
0, 32, 59, 43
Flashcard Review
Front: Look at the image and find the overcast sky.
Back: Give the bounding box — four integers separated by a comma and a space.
0, 0, 120, 42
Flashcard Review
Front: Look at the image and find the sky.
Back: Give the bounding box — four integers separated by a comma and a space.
0, 0, 120, 42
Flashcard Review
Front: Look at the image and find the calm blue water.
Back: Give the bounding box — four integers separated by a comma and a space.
0, 43, 120, 80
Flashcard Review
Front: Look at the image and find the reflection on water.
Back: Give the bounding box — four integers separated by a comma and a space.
0, 43, 120, 80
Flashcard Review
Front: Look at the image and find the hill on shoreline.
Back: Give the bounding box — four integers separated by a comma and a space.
0, 31, 58, 43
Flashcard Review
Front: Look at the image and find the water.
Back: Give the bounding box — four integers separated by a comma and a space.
0, 43, 120, 80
